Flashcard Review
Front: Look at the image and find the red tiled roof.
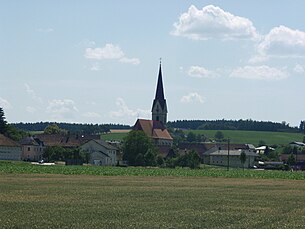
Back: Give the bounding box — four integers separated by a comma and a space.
0, 134, 21, 147
133, 119, 173, 140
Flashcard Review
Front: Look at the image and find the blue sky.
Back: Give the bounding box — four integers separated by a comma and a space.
1, 1, 305, 127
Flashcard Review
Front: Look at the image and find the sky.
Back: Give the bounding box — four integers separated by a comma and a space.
1, 1, 305, 127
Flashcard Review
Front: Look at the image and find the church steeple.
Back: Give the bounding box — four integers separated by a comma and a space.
152, 60, 168, 124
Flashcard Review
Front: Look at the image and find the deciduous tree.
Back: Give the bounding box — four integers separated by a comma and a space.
240, 151, 246, 170
214, 131, 224, 142
122, 130, 157, 166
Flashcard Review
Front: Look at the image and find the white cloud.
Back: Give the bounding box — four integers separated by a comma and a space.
85, 43, 140, 65
119, 57, 140, 65
0, 97, 12, 109
256, 26, 305, 59
85, 44, 124, 60
230, 65, 288, 81
187, 66, 217, 78
47, 99, 78, 120
25, 83, 43, 103
171, 5, 258, 40
82, 112, 101, 118
109, 98, 149, 118
294, 64, 305, 74
181, 92, 205, 104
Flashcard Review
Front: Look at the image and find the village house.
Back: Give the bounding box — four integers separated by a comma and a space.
20, 136, 45, 161
202, 148, 258, 168
34, 133, 100, 148
0, 134, 22, 161
289, 141, 305, 148
80, 139, 118, 166
178, 142, 254, 160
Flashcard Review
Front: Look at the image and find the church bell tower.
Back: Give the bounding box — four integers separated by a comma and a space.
151, 61, 168, 124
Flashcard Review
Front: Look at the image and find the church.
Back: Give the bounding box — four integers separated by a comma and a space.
133, 62, 173, 149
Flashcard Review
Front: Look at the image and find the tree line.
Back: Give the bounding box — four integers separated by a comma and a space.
12, 122, 131, 134
167, 119, 300, 132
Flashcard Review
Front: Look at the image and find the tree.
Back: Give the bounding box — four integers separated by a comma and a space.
174, 150, 201, 169
44, 124, 67, 135
122, 130, 157, 166
186, 131, 196, 142
300, 121, 305, 134
214, 131, 224, 142
287, 154, 296, 166
81, 150, 91, 164
283, 145, 292, 154
187, 150, 201, 169
240, 151, 247, 170
144, 149, 157, 166
0, 107, 7, 134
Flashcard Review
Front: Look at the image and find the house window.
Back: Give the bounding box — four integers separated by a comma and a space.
27, 147, 30, 151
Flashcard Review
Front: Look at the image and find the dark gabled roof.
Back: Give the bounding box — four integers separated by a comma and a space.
98, 150, 110, 158
35, 133, 100, 147
20, 136, 42, 146
93, 139, 118, 150
0, 134, 21, 147
152, 63, 167, 110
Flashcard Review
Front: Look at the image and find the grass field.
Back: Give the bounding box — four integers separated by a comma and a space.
101, 132, 128, 141
185, 130, 304, 146
1, 173, 305, 228
100, 129, 304, 146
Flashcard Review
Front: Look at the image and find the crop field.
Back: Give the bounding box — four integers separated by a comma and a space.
1, 173, 305, 228
2, 160, 305, 180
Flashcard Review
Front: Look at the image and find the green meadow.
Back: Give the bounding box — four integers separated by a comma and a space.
101, 129, 303, 146
185, 129, 303, 146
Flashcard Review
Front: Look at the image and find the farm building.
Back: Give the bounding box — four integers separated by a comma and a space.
81, 139, 118, 166
20, 136, 45, 161
0, 134, 22, 161
203, 148, 258, 168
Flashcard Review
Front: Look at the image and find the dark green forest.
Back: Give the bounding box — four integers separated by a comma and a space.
167, 119, 301, 132
12, 122, 131, 134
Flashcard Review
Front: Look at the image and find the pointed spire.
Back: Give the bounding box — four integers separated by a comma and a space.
155, 60, 165, 100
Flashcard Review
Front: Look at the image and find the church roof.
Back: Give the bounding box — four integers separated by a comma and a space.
152, 63, 167, 111
133, 119, 173, 140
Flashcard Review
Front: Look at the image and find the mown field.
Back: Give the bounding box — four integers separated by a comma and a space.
1, 173, 305, 228
101, 129, 304, 146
